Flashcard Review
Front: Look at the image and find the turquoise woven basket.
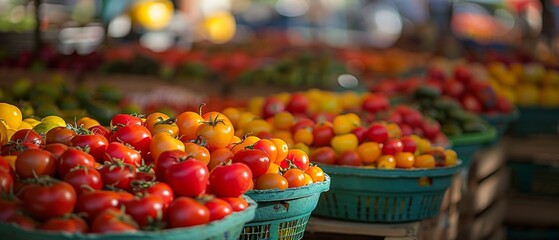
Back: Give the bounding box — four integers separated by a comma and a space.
313, 163, 461, 223
0, 197, 256, 240
240, 175, 331, 240
508, 107, 559, 136
480, 109, 519, 146
449, 127, 497, 167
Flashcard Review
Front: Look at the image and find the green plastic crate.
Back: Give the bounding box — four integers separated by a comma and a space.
240, 175, 331, 240
313, 163, 461, 223
449, 127, 497, 167
0, 197, 257, 240
480, 109, 519, 146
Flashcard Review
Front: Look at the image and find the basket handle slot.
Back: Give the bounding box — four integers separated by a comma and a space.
418, 176, 432, 187
273, 201, 290, 213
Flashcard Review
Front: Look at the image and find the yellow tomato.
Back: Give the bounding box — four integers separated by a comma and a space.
386, 123, 402, 139
539, 86, 559, 107
515, 83, 539, 106
333, 115, 353, 135
444, 149, 458, 166
247, 97, 264, 116
376, 155, 396, 169
23, 118, 41, 127
33, 122, 59, 135
243, 119, 272, 137
221, 107, 241, 127
330, 133, 358, 154
293, 128, 313, 145
41, 115, 66, 127
0, 121, 8, 145
77, 117, 100, 129
357, 142, 381, 164
17, 121, 33, 130
293, 142, 311, 156
0, 103, 22, 129
273, 111, 295, 131
150, 132, 185, 162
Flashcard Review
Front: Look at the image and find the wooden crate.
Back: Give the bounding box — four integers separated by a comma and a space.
304, 217, 420, 240
505, 194, 559, 227
458, 197, 507, 240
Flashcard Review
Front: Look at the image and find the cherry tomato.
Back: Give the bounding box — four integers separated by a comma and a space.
124, 194, 165, 228
76, 117, 100, 129
204, 197, 233, 221
103, 142, 142, 166
0, 171, 13, 192
232, 149, 270, 179
75, 190, 120, 222
0, 156, 15, 180
165, 158, 209, 197
40, 216, 88, 233
183, 142, 210, 165
377, 155, 396, 169
357, 142, 381, 164
21, 177, 76, 221
310, 146, 336, 165
110, 114, 143, 130
0, 197, 21, 221
1, 141, 39, 156
145, 112, 171, 134
283, 168, 307, 188
230, 136, 260, 154
150, 132, 185, 162
155, 150, 187, 182
382, 139, 403, 156
132, 181, 174, 209
222, 197, 248, 212
7, 213, 36, 230
42, 143, 68, 159
10, 129, 43, 146
367, 123, 389, 143
305, 165, 325, 183
312, 124, 335, 147
270, 138, 289, 164
98, 161, 136, 191
91, 208, 138, 233
63, 166, 103, 196
282, 149, 310, 171
255, 173, 288, 190
88, 125, 111, 139
57, 148, 96, 178
252, 139, 278, 164
395, 152, 415, 168
16, 148, 56, 178
197, 119, 234, 150
167, 197, 210, 228
209, 163, 252, 197
70, 134, 108, 161
176, 111, 204, 142
152, 121, 179, 138
208, 148, 233, 171
110, 125, 152, 157
336, 150, 362, 166
330, 133, 358, 154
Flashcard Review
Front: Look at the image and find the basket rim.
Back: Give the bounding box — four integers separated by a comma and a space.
480, 107, 519, 122
245, 174, 331, 202
448, 126, 497, 146
0, 196, 257, 239
315, 161, 462, 178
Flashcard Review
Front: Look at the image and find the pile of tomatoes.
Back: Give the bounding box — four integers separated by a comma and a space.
219, 93, 458, 169
0, 102, 324, 234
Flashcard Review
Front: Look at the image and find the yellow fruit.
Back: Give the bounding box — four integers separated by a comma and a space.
0, 103, 22, 129
23, 118, 41, 127
33, 122, 59, 135
539, 86, 559, 107
386, 123, 402, 139
515, 83, 539, 106
444, 150, 458, 166
293, 142, 311, 156
247, 97, 264, 117
542, 70, 559, 86
42, 115, 66, 127
17, 121, 33, 130
414, 154, 436, 168
330, 133, 358, 154
498, 72, 518, 86
0, 121, 8, 145
275, 92, 291, 105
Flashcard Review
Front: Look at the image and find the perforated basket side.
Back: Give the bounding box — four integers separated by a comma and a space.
240, 214, 311, 240
313, 190, 446, 223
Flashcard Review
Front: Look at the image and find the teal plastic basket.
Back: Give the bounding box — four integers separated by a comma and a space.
480, 109, 519, 146
0, 197, 256, 240
313, 163, 461, 223
508, 107, 559, 136
240, 175, 331, 240
449, 127, 497, 167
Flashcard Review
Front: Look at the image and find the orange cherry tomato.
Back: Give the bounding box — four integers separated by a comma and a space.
254, 173, 288, 190
270, 138, 289, 164
208, 148, 234, 170
183, 142, 210, 165
357, 142, 381, 164
145, 112, 170, 134
414, 154, 436, 168
176, 111, 203, 142
377, 155, 396, 169
283, 168, 307, 188
150, 132, 185, 162
305, 165, 325, 183
197, 116, 234, 150
395, 152, 415, 168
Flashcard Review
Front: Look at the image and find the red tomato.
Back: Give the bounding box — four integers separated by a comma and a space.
63, 166, 103, 196
45, 127, 76, 145
110, 125, 152, 158
312, 124, 335, 147
282, 149, 310, 171
351, 126, 368, 144
155, 150, 188, 182
124, 194, 165, 228
70, 134, 108, 161
98, 161, 136, 191
176, 111, 204, 142
103, 142, 142, 166
10, 129, 43, 146
262, 97, 285, 119
1, 142, 39, 156
134, 170, 156, 182
91, 208, 138, 233
42, 143, 68, 159
88, 125, 111, 139
382, 139, 403, 156
75, 190, 121, 222
21, 178, 76, 221
362, 94, 389, 113
232, 149, 270, 179
252, 139, 278, 164
222, 197, 249, 212
400, 136, 417, 153
110, 114, 143, 130
40, 216, 88, 233
0, 197, 21, 221
367, 123, 389, 143
132, 181, 174, 209
0, 171, 13, 192
165, 159, 209, 197
57, 148, 96, 178
204, 197, 233, 221
15, 148, 56, 178
209, 163, 252, 198
290, 118, 315, 135
336, 150, 362, 166
285, 92, 309, 114
310, 146, 337, 165
167, 197, 209, 228
7, 214, 36, 230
